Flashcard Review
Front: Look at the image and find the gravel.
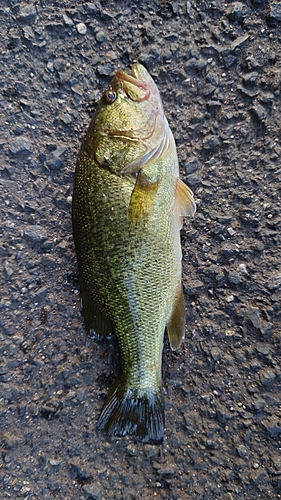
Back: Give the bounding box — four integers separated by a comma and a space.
0, 0, 280, 499
269, 2, 281, 21
9, 136, 32, 154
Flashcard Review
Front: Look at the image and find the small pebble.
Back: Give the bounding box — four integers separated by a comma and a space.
187, 174, 201, 187
40, 255, 57, 267
35, 286, 48, 300
237, 263, 247, 275
259, 369, 276, 386
228, 271, 241, 285
227, 227, 236, 236
4, 261, 13, 279
82, 483, 102, 500
63, 14, 74, 26
0, 431, 22, 448
184, 280, 205, 296
249, 307, 261, 329
164, 33, 178, 42
97, 63, 114, 76
185, 157, 198, 174
243, 72, 259, 85
226, 295, 235, 302
96, 30, 105, 42
210, 347, 221, 361
267, 274, 281, 291
9, 137, 31, 154
253, 399, 265, 411
49, 458, 61, 466
226, 2, 250, 22
237, 444, 247, 458
250, 104, 267, 122
269, 2, 281, 21
203, 135, 220, 150
24, 225, 47, 243
224, 55, 238, 68
18, 5, 37, 23
76, 23, 87, 35
47, 146, 67, 170
230, 34, 250, 51
59, 113, 72, 125
260, 321, 273, 337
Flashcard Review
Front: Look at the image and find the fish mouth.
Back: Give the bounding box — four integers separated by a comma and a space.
115, 64, 151, 102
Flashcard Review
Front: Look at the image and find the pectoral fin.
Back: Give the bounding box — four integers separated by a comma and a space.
167, 286, 186, 350
174, 178, 196, 218
128, 169, 158, 224
79, 278, 113, 336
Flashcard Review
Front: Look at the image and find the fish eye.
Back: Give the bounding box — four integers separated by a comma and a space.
105, 88, 117, 103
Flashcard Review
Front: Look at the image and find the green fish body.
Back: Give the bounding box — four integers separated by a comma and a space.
72, 64, 196, 442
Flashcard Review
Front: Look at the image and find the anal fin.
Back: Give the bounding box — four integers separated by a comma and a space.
167, 286, 185, 350
79, 278, 112, 336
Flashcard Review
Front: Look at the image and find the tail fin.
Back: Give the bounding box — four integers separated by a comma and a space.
97, 379, 164, 443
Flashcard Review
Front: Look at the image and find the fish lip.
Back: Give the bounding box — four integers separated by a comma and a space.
115, 66, 150, 102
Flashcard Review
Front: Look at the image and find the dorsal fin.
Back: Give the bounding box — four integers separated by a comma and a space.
174, 178, 196, 217
79, 277, 112, 336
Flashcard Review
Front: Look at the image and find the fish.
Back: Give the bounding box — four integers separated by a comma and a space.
72, 63, 196, 443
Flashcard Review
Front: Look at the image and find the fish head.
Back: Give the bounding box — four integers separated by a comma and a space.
85, 64, 171, 175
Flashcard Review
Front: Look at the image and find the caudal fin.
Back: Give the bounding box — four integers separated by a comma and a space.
97, 379, 164, 443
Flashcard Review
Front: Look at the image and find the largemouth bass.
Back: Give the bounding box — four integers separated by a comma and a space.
72, 63, 196, 442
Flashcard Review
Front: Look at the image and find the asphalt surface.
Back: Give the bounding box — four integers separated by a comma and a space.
0, 1, 281, 499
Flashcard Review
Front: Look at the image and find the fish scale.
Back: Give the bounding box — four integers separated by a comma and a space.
72, 63, 196, 442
